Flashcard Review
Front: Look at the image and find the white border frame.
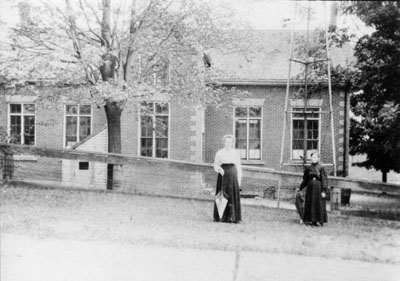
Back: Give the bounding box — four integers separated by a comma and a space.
8, 102, 37, 146
63, 104, 93, 149
137, 101, 171, 159
233, 106, 263, 161
290, 106, 321, 162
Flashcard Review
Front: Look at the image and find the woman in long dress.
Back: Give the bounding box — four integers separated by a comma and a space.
213, 135, 242, 223
297, 151, 328, 226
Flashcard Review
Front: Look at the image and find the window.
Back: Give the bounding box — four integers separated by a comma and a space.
65, 104, 92, 148
292, 107, 320, 160
79, 162, 89, 170
9, 103, 35, 145
140, 102, 169, 158
235, 107, 262, 160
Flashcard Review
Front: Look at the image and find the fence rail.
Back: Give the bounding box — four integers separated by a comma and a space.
1, 143, 399, 195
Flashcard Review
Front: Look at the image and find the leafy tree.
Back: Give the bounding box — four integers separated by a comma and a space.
1, 0, 251, 188
1, 0, 247, 152
347, 1, 400, 182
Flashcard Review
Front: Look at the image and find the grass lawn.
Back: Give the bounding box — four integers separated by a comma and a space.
1, 185, 400, 265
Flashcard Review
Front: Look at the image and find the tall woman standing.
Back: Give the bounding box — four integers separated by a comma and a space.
213, 135, 242, 223
297, 151, 328, 226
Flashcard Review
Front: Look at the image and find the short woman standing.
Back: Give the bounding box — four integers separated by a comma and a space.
297, 151, 328, 226
213, 135, 242, 223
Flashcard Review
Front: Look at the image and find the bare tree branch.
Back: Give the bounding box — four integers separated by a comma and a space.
101, 0, 111, 48
77, 0, 104, 45
65, 0, 97, 84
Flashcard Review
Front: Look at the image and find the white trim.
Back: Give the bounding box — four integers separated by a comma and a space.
233, 106, 263, 161
138, 101, 170, 159
241, 160, 264, 165
232, 98, 265, 107
63, 104, 66, 149
7, 103, 36, 146
168, 103, 171, 159
60, 96, 93, 104
219, 79, 334, 86
289, 106, 321, 161
5, 95, 36, 103
282, 162, 334, 166
290, 99, 323, 107
64, 104, 93, 148
7, 104, 10, 142
13, 155, 38, 161
137, 104, 141, 156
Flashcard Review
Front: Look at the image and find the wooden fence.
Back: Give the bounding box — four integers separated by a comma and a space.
1, 143, 399, 196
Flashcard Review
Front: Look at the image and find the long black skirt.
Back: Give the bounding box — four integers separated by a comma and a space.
303, 179, 327, 224
213, 164, 241, 223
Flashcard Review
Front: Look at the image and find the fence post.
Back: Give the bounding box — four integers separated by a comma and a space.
2, 150, 14, 182
330, 186, 340, 213
277, 180, 281, 209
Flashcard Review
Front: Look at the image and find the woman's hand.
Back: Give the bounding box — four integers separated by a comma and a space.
219, 167, 224, 176
321, 192, 326, 198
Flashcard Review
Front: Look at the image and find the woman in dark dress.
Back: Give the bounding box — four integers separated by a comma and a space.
213, 135, 242, 223
297, 151, 328, 226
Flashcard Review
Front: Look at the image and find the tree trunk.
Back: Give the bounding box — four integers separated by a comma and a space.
382, 170, 388, 183
105, 101, 122, 153
105, 101, 123, 190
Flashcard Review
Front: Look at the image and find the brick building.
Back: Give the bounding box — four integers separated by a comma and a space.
0, 30, 353, 189
204, 81, 347, 176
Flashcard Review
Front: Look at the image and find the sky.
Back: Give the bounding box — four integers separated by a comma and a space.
232, 0, 371, 37
0, 0, 369, 34
234, 0, 322, 29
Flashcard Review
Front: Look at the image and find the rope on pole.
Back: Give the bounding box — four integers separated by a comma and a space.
324, 2, 337, 176
279, 1, 297, 170
280, 0, 337, 175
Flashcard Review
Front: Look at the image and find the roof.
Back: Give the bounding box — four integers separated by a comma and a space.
71, 126, 107, 150
210, 29, 355, 81
216, 79, 331, 86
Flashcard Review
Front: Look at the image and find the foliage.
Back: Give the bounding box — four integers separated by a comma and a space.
0, 0, 251, 155
0, 126, 9, 143
293, 27, 356, 98
1, 0, 247, 106
346, 1, 400, 179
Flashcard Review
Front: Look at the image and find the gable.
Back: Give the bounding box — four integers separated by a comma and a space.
72, 126, 108, 153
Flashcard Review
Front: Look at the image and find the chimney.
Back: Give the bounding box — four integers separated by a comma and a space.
18, 1, 31, 25
329, 2, 339, 30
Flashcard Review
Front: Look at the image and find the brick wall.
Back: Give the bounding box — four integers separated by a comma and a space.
204, 104, 234, 164
35, 103, 106, 149
0, 89, 107, 149
204, 84, 346, 176
0, 90, 7, 139
1, 83, 347, 188
121, 100, 139, 156
0, 88, 107, 182
121, 98, 202, 162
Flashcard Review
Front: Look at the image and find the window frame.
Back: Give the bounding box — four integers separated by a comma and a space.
139, 102, 170, 159
64, 104, 93, 148
290, 107, 321, 162
8, 103, 36, 145
233, 106, 263, 161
